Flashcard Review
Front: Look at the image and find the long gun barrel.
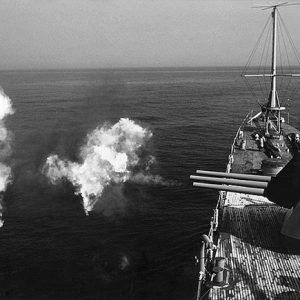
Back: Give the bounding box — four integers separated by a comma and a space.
192, 153, 300, 241
190, 175, 268, 188
192, 182, 265, 196
191, 152, 300, 209
196, 170, 272, 182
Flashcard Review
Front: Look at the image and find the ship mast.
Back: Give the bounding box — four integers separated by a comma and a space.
243, 2, 300, 136
266, 4, 282, 135
270, 6, 278, 110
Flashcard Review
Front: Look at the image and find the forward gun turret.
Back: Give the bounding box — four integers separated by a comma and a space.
190, 152, 300, 240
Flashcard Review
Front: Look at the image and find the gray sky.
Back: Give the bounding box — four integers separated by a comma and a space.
0, 0, 300, 69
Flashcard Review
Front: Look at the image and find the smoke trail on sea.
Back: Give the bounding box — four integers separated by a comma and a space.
0, 89, 15, 227
43, 118, 168, 215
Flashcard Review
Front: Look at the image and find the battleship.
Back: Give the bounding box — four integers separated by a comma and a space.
190, 3, 300, 299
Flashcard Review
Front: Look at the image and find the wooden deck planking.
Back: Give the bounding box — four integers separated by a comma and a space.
231, 124, 267, 174
208, 122, 300, 299
210, 194, 300, 299
230, 121, 299, 175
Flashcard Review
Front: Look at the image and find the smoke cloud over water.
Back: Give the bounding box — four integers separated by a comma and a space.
43, 118, 169, 215
0, 89, 15, 227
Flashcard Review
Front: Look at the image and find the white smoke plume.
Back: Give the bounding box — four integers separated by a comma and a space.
43, 118, 167, 215
0, 89, 15, 227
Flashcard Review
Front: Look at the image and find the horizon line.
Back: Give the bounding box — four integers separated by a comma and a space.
1, 65, 300, 72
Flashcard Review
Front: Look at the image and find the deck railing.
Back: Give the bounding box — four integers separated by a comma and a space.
195, 112, 251, 300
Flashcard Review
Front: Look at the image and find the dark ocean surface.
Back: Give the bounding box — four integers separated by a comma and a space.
0, 68, 299, 299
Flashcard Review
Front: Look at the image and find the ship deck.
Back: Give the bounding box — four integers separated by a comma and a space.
209, 121, 300, 299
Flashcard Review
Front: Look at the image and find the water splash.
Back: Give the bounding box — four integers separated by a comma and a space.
44, 118, 167, 215
0, 89, 14, 227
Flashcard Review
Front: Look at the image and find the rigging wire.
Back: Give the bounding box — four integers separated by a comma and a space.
280, 13, 300, 65
242, 15, 272, 75
278, 18, 292, 101
258, 16, 272, 102
277, 18, 284, 96
243, 9, 300, 111
262, 19, 272, 101
242, 15, 272, 103
278, 12, 293, 100
278, 11, 300, 101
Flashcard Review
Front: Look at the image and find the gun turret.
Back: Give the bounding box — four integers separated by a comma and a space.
191, 152, 300, 208
190, 152, 300, 240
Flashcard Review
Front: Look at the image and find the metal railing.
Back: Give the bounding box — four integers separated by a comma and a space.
195, 112, 251, 299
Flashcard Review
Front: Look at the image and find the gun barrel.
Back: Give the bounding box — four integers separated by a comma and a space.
193, 182, 265, 196
196, 170, 272, 182
190, 175, 268, 188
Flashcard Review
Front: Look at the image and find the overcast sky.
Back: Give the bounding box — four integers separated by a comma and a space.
0, 0, 300, 69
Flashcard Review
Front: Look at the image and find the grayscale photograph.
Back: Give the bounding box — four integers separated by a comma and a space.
0, 1, 299, 299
